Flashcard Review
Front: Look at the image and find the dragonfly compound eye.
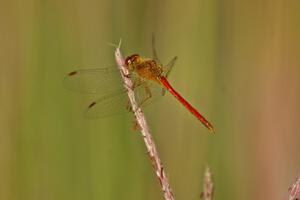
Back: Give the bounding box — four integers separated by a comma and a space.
125, 54, 140, 66
125, 57, 131, 66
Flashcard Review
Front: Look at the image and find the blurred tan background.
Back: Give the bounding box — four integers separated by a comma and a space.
1, 0, 300, 199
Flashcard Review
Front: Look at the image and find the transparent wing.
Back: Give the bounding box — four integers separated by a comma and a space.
84, 89, 129, 118
64, 67, 165, 118
161, 56, 178, 95
151, 33, 163, 65
63, 67, 123, 94
163, 56, 178, 78
84, 81, 164, 118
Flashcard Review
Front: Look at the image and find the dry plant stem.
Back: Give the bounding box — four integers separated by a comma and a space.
202, 167, 214, 200
115, 44, 175, 200
287, 176, 300, 200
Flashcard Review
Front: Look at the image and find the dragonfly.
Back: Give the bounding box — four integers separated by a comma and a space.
64, 38, 215, 133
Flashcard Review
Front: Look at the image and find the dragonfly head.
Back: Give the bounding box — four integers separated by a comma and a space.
125, 54, 141, 70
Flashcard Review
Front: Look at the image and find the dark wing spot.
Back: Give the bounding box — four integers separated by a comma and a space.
88, 101, 96, 108
68, 71, 77, 76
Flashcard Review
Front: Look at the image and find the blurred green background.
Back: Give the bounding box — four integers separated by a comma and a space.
1, 0, 300, 199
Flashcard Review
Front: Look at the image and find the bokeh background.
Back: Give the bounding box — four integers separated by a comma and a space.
1, 0, 300, 199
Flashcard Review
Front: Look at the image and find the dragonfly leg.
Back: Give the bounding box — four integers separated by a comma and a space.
132, 78, 145, 89
121, 70, 131, 78
125, 99, 133, 112
125, 79, 147, 112
125, 83, 152, 113
123, 77, 143, 92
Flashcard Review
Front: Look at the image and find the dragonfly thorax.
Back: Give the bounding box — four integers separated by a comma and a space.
125, 54, 163, 82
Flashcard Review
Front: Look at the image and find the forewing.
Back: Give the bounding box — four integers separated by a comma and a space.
65, 68, 166, 118
64, 68, 124, 94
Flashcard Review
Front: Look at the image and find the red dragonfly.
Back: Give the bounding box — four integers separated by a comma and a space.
64, 39, 214, 133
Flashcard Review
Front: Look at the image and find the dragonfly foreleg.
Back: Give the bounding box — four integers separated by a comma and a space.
120, 70, 131, 78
